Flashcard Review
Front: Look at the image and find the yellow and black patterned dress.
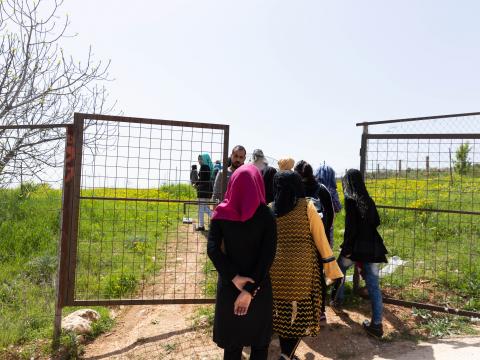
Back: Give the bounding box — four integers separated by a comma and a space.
270, 198, 343, 337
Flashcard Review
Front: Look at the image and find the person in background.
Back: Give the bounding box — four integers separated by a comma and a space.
251, 148, 268, 172
207, 164, 277, 360
195, 153, 214, 231
277, 157, 295, 172
270, 171, 343, 359
212, 145, 247, 202
294, 160, 335, 324
190, 164, 199, 186
331, 169, 388, 338
295, 161, 335, 246
251, 149, 277, 204
294, 161, 334, 235
315, 164, 342, 246
213, 160, 222, 182
263, 165, 277, 204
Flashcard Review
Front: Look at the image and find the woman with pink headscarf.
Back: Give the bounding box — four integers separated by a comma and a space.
207, 164, 277, 360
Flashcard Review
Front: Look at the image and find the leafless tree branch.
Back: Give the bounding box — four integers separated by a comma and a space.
0, 0, 115, 185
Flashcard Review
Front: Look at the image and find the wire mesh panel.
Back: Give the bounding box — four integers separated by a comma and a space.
66, 114, 228, 305
0, 125, 66, 352
359, 113, 480, 316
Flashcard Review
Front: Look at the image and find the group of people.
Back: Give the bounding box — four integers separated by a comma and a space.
191, 145, 388, 360
190, 145, 249, 231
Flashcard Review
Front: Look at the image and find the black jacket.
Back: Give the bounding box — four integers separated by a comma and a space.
340, 198, 388, 263
263, 166, 277, 204
207, 205, 277, 348
196, 164, 213, 198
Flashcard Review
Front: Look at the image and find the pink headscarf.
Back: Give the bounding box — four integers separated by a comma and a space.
212, 164, 266, 222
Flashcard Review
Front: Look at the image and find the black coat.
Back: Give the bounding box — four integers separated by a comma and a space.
196, 164, 213, 198
207, 205, 277, 348
262, 166, 277, 204
340, 198, 388, 263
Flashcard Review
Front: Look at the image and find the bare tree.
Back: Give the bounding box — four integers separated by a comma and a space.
0, 0, 113, 186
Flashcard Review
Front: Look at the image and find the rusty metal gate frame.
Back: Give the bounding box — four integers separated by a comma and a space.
357, 112, 480, 317
56, 113, 229, 310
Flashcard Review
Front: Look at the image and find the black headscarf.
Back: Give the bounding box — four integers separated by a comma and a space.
294, 160, 320, 198
342, 169, 376, 221
272, 171, 305, 217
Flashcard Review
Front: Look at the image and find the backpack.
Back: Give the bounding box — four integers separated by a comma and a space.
306, 185, 329, 231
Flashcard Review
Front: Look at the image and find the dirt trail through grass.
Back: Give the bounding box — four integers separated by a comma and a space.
83, 224, 223, 359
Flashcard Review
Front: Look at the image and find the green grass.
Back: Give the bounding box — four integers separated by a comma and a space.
75, 185, 196, 300
203, 259, 217, 298
0, 183, 196, 354
0, 184, 61, 349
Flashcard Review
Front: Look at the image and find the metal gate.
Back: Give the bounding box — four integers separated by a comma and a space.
358, 112, 480, 317
57, 113, 229, 309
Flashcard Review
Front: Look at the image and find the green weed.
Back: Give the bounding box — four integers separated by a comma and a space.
412, 308, 478, 338
191, 305, 215, 330
104, 273, 138, 298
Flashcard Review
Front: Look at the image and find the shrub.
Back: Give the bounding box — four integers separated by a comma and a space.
454, 143, 472, 176
125, 236, 147, 254
24, 255, 57, 285
104, 273, 137, 298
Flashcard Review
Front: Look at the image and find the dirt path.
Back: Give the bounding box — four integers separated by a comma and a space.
83, 298, 479, 359
374, 336, 480, 360
83, 223, 223, 359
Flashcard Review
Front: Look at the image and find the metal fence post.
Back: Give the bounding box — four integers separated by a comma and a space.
359, 124, 368, 178
221, 125, 230, 199
354, 124, 369, 293
53, 125, 76, 349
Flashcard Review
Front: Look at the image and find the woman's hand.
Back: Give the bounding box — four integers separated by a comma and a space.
232, 275, 254, 291
234, 290, 252, 316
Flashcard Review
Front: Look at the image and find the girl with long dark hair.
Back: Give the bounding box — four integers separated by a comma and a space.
332, 169, 388, 338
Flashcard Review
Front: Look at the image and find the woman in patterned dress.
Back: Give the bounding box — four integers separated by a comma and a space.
270, 171, 343, 360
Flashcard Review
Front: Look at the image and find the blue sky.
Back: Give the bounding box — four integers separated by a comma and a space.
61, 0, 480, 174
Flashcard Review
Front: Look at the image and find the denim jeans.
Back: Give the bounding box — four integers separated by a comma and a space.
198, 198, 212, 227
335, 256, 383, 325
